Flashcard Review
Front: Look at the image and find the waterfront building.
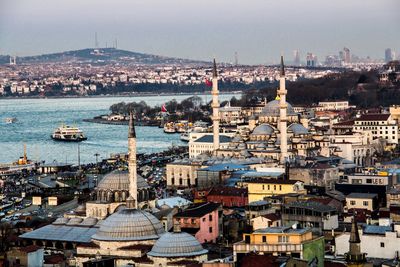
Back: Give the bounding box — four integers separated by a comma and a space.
189, 134, 231, 158
233, 226, 325, 267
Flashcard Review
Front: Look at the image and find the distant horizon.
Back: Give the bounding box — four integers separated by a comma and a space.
0, 0, 399, 64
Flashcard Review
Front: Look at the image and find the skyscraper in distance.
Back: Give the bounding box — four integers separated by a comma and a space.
385, 48, 394, 63
293, 50, 300, 66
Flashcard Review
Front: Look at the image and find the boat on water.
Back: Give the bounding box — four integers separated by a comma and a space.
5, 117, 17, 124
180, 131, 190, 142
51, 125, 87, 142
163, 123, 176, 134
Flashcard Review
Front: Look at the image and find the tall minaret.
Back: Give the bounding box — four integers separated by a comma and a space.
211, 59, 220, 153
127, 112, 137, 209
279, 56, 288, 164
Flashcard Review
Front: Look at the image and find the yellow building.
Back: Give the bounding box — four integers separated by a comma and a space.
233, 226, 324, 267
244, 178, 306, 203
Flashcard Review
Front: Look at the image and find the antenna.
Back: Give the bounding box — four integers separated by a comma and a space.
95, 32, 99, 48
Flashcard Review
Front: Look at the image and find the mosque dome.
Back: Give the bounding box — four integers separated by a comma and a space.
148, 231, 207, 258
92, 209, 165, 241
96, 170, 149, 191
251, 124, 275, 135
261, 100, 296, 116
288, 123, 309, 135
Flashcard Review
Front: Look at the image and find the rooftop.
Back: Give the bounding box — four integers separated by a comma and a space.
175, 202, 220, 218
346, 193, 377, 199
355, 113, 390, 121
284, 201, 336, 213
253, 226, 310, 235
193, 134, 231, 143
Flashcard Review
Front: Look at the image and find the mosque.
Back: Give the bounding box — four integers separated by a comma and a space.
215, 56, 331, 163
21, 113, 208, 267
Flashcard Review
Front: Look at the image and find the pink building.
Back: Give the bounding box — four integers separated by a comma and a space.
174, 202, 220, 244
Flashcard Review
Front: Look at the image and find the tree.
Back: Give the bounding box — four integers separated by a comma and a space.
0, 222, 12, 253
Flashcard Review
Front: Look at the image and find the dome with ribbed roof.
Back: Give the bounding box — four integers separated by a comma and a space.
148, 232, 207, 258
261, 100, 296, 116
251, 124, 275, 135
91, 209, 164, 241
96, 170, 149, 191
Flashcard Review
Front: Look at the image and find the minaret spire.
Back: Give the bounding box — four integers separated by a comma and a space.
278, 56, 288, 164
346, 215, 367, 264
211, 58, 220, 153
127, 112, 137, 209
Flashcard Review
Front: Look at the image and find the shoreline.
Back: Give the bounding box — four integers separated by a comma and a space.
0, 91, 242, 100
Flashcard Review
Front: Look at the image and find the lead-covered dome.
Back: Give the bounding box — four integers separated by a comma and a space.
288, 123, 309, 135
251, 124, 275, 135
148, 231, 207, 257
97, 170, 149, 191
261, 100, 296, 116
92, 209, 164, 241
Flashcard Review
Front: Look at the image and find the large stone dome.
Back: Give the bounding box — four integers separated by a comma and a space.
92, 209, 164, 241
97, 170, 149, 191
261, 100, 296, 116
148, 232, 207, 258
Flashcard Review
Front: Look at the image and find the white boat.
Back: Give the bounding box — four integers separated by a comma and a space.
51, 125, 87, 142
5, 117, 17, 124
180, 132, 190, 142
163, 123, 176, 134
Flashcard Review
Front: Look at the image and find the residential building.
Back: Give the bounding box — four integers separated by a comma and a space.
244, 178, 306, 203
353, 114, 398, 145
206, 186, 248, 207
246, 200, 273, 220
174, 202, 221, 243
233, 226, 325, 267
282, 201, 339, 234
250, 213, 281, 230
345, 193, 378, 212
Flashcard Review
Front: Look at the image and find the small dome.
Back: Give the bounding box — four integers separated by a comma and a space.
261, 100, 296, 116
53, 218, 69, 225
288, 123, 309, 135
80, 217, 98, 227
66, 217, 83, 226
148, 232, 207, 258
251, 124, 275, 135
97, 170, 149, 191
92, 209, 164, 241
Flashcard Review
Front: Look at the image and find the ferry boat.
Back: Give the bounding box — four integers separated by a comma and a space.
5, 117, 17, 124
51, 125, 87, 142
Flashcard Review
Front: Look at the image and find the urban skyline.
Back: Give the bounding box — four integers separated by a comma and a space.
0, 0, 399, 64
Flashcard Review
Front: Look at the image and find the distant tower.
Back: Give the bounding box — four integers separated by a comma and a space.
211, 59, 220, 153
234, 51, 238, 66
9, 55, 16, 65
343, 47, 351, 63
306, 53, 317, 67
293, 50, 300, 66
95, 32, 99, 48
385, 48, 394, 63
127, 112, 138, 209
345, 216, 368, 266
279, 56, 288, 164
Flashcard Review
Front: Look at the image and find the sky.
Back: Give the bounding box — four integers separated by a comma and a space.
0, 0, 399, 64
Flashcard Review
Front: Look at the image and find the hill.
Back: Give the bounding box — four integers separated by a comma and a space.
0, 48, 208, 65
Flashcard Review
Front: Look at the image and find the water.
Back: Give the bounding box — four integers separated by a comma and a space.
0, 93, 239, 165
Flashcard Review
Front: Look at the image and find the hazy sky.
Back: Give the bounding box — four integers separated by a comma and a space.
0, 0, 399, 64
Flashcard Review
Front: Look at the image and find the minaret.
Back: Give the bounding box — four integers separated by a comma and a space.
127, 112, 137, 209
279, 56, 288, 164
211, 59, 220, 153
345, 216, 367, 266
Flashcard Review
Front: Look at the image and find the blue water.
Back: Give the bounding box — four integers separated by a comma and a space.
0, 94, 239, 164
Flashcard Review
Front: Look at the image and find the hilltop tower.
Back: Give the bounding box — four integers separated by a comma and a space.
211, 59, 220, 153
127, 112, 138, 209
279, 56, 288, 164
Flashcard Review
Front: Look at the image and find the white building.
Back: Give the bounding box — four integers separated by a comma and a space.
353, 114, 398, 144
317, 101, 349, 111
335, 223, 400, 259
189, 134, 231, 158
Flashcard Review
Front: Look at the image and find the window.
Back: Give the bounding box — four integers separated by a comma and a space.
209, 227, 212, 233
363, 201, 369, 206
262, 185, 265, 190
350, 200, 356, 205
278, 236, 289, 243
209, 214, 213, 221
191, 219, 196, 224
262, 236, 267, 243
245, 235, 250, 243
380, 242, 385, 247
279, 185, 282, 191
